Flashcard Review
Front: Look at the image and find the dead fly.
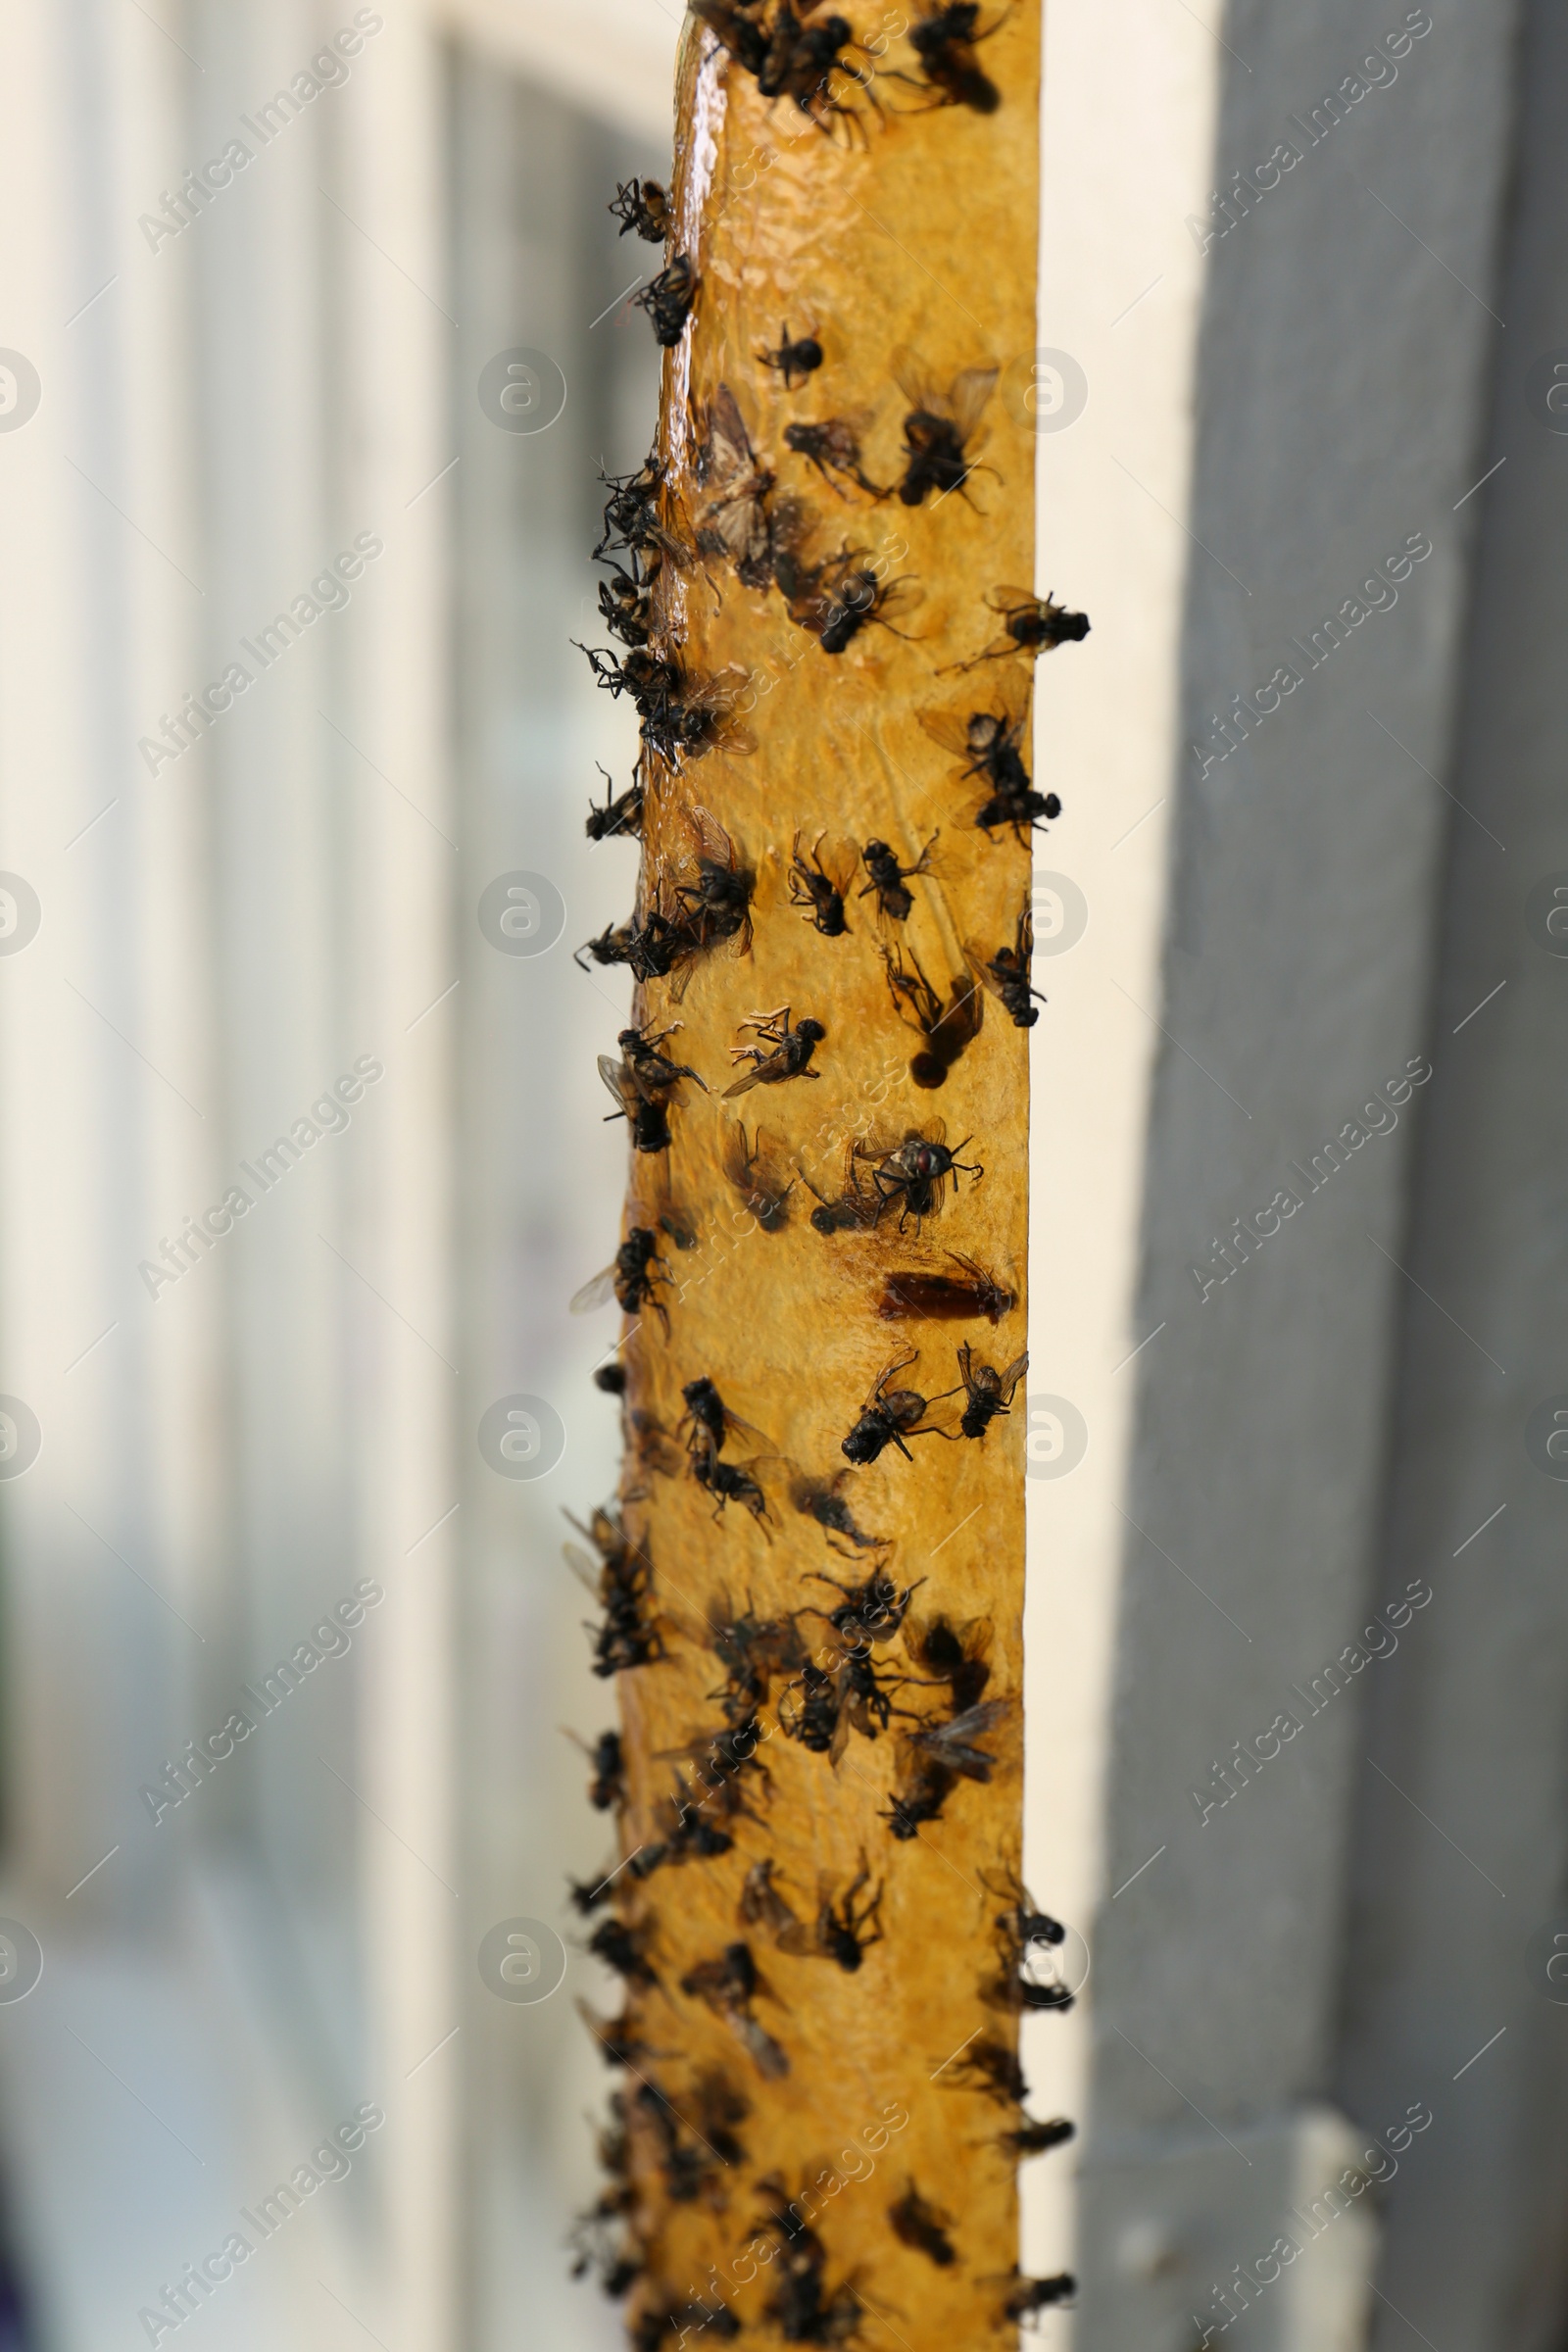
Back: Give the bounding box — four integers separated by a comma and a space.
903, 1611, 993, 1712
694, 385, 776, 589
919, 688, 1058, 843
570, 1227, 673, 1334
613, 1024, 709, 1102
783, 416, 885, 500
633, 253, 698, 346
858, 833, 937, 922
680, 1374, 763, 1466
568, 1870, 618, 1915
627, 1783, 736, 1879
610, 175, 671, 241
585, 763, 645, 843
967, 908, 1045, 1027
780, 1652, 912, 1762
564, 1505, 664, 1677
694, 1450, 773, 1531
740, 1857, 885, 1972
999, 2273, 1077, 2322
952, 1341, 1029, 1440
593, 1360, 627, 1395
841, 1351, 951, 1464
789, 1468, 885, 1552
595, 450, 693, 570
880, 940, 982, 1089
596, 557, 656, 647
885, 1700, 1008, 1837
887, 2182, 956, 2267
754, 2182, 863, 2347
722, 1005, 826, 1096
855, 1125, 984, 1229
946, 584, 1090, 670
877, 1253, 1015, 1326
788, 832, 856, 936
1001, 2116, 1076, 2158
805, 1159, 885, 1236
587, 1914, 660, 1987
891, 345, 999, 506
599, 1068, 671, 1155
705, 1591, 807, 1719
573, 907, 684, 983
659, 1710, 771, 1808
983, 1868, 1074, 2014
579, 644, 757, 770
940, 2034, 1029, 2106
680, 1941, 789, 2079
759, 323, 824, 388
572, 1726, 625, 1810
641, 2069, 750, 2189
722, 1121, 795, 1232
673, 806, 756, 956
805, 1566, 919, 1646
755, 0, 878, 131
897, 1, 1004, 113
689, 0, 770, 78
774, 535, 921, 654
567, 2193, 641, 2301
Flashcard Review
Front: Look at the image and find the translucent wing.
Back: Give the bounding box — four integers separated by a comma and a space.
699, 383, 758, 486
948, 365, 1000, 444
890, 342, 943, 416
997, 1350, 1030, 1401
684, 803, 738, 869
598, 1055, 636, 1113
987, 584, 1042, 614
917, 705, 977, 760
569, 1264, 619, 1314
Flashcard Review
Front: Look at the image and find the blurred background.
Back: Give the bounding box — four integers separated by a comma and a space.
2, 0, 1568, 2347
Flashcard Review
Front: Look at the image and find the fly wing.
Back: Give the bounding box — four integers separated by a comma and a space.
997, 1350, 1030, 1402
569, 1263, 620, 1314
721, 1054, 778, 1099
963, 939, 1008, 1004
877, 575, 924, 628
890, 342, 942, 416
917, 704, 978, 761
598, 1055, 636, 1113
817, 835, 859, 895
987, 584, 1042, 615
699, 383, 756, 487
948, 364, 1000, 444
684, 802, 737, 871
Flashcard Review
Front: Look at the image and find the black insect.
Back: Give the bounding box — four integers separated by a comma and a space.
694, 384, 776, 588
722, 1122, 795, 1232
599, 1073, 670, 1155
565, 1507, 664, 1677
610, 175, 671, 241
759, 323, 823, 387
595, 449, 692, 569
858, 833, 937, 922
886, 1700, 1007, 1837
905, 1611, 992, 1712
588, 1914, 659, 1987
634, 253, 698, 346
570, 1226, 673, 1333
953, 1341, 1029, 1439
586, 763, 645, 842
754, 2180, 863, 2345
877, 1253, 1015, 1326
596, 558, 656, 648
574, 906, 684, 982
598, 1026, 707, 1152
593, 1360, 627, 1396
680, 1941, 789, 2079
884, 1748, 956, 1838
1002, 2273, 1077, 2320
781, 1650, 911, 1762
581, 645, 756, 775
775, 534, 921, 654
880, 940, 982, 1089
660, 1711, 772, 1811
705, 1590, 808, 1720
788, 833, 856, 936
841, 1350, 950, 1464
812, 1863, 885, 1970
858, 1126, 984, 1229
947, 584, 1090, 669
568, 1871, 617, 1914
689, 0, 771, 78
628, 1783, 738, 1879
1002, 2116, 1076, 2157
783, 416, 885, 500
680, 1375, 731, 1463
723, 1005, 826, 1097
806, 1567, 917, 1646
757, 0, 875, 130
580, 1728, 624, 1810
907, 1697, 1008, 1783
967, 907, 1046, 1026
673, 806, 756, 958
694, 1450, 772, 1529
892, 345, 999, 505
920, 687, 1058, 842
900, 1, 1004, 112
888, 2182, 957, 2267
790, 1469, 885, 1551
941, 2034, 1028, 2106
